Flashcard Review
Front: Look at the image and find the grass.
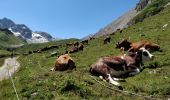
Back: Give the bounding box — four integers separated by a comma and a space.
131, 0, 170, 24
0, 58, 5, 67
0, 4, 170, 100
0, 29, 25, 49
16, 38, 79, 54
0, 50, 11, 67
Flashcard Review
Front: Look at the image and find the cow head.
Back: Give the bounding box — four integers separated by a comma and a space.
138, 47, 154, 62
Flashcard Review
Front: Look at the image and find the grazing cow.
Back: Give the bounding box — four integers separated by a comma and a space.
51, 54, 76, 71
89, 36, 95, 40
78, 44, 84, 51
73, 41, 79, 46
69, 46, 78, 53
90, 47, 154, 87
116, 39, 160, 52
120, 30, 123, 33
28, 51, 33, 54
81, 40, 88, 45
104, 36, 111, 44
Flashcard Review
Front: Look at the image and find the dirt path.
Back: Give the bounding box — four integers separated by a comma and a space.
0, 57, 20, 81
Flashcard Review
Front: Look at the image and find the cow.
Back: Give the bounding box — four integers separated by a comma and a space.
128, 40, 160, 52
69, 46, 78, 53
89, 36, 95, 40
90, 47, 154, 88
104, 36, 111, 44
116, 39, 131, 51
78, 44, 84, 51
116, 39, 160, 52
50, 54, 76, 71
81, 40, 88, 45
73, 41, 79, 46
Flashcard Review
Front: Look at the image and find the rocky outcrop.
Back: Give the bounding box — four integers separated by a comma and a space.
135, 0, 151, 11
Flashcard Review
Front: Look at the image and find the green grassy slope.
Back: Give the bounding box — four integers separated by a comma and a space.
16, 38, 79, 54
0, 5, 170, 100
0, 29, 25, 49
131, 0, 170, 24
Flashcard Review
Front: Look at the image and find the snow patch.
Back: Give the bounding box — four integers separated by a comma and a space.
27, 32, 49, 43
8, 28, 21, 36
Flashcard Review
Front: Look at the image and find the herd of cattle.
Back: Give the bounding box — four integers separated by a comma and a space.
25, 37, 95, 56
16, 34, 161, 89
49, 36, 161, 89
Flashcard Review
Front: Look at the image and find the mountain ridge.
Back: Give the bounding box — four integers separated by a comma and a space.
0, 17, 54, 43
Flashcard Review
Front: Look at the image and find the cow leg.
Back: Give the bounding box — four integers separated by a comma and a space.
50, 67, 55, 71
107, 74, 120, 86
129, 68, 140, 76
113, 77, 125, 82
99, 76, 106, 82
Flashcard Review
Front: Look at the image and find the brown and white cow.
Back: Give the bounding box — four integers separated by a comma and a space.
90, 47, 154, 87
116, 39, 160, 52
51, 54, 76, 71
128, 40, 160, 52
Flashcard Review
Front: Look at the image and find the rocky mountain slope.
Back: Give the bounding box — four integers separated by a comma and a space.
0, 18, 53, 43
94, 0, 151, 37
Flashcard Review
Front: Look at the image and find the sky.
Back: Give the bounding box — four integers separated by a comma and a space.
0, 0, 139, 39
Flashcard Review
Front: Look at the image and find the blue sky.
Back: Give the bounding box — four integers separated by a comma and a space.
0, 0, 139, 39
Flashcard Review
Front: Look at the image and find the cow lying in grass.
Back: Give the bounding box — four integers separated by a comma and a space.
90, 47, 154, 88
116, 39, 160, 52
50, 54, 76, 71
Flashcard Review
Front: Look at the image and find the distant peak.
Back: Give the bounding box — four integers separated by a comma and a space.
1, 17, 12, 21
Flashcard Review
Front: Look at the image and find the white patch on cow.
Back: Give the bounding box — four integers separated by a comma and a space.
120, 54, 126, 60
140, 47, 154, 62
107, 74, 120, 86
99, 76, 103, 79
99, 76, 106, 82
121, 56, 124, 59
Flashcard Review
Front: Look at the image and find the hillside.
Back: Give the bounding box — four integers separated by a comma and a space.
0, 29, 25, 49
94, 0, 170, 37
0, 3, 170, 99
15, 38, 79, 54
